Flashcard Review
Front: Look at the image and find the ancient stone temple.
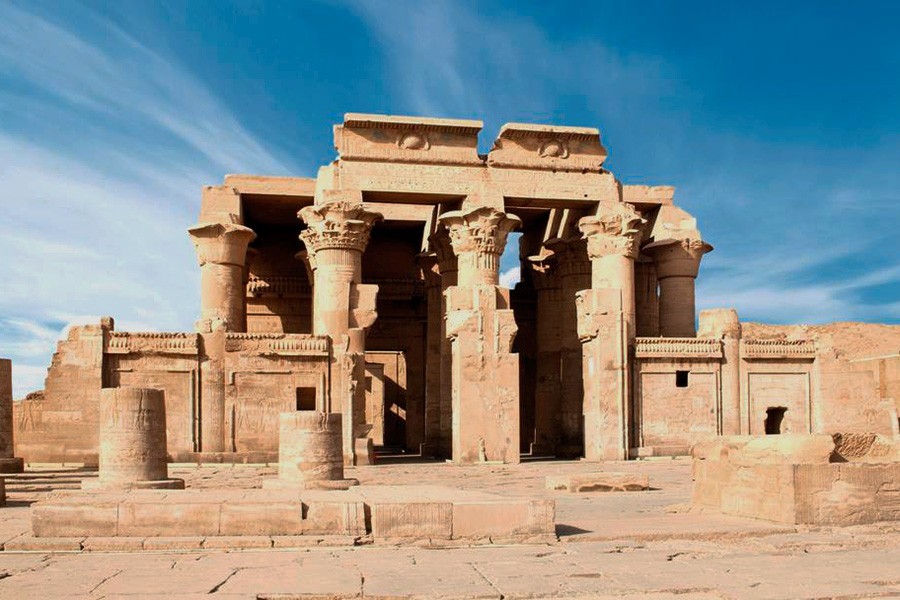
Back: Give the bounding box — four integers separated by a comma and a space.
14, 114, 899, 466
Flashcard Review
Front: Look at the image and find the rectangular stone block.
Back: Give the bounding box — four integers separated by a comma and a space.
452, 499, 555, 540
371, 502, 452, 540
32, 500, 119, 537
202, 536, 273, 549
142, 536, 205, 551
118, 501, 221, 537
4, 535, 84, 551
271, 535, 355, 548
303, 500, 366, 536
82, 537, 145, 552
220, 501, 303, 536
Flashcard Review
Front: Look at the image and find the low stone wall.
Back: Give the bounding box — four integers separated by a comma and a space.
692, 434, 900, 525
31, 485, 556, 546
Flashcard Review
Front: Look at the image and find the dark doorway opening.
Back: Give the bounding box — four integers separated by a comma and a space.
764, 406, 787, 434
675, 370, 689, 388
296, 387, 316, 411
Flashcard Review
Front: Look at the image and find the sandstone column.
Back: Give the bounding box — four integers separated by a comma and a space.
440, 207, 521, 464
418, 253, 443, 457
430, 226, 458, 459
84, 387, 183, 490
528, 255, 562, 455
188, 222, 256, 332
0, 359, 24, 473
545, 237, 591, 458
644, 238, 712, 337
189, 221, 255, 454
635, 257, 660, 337
699, 309, 742, 435
264, 412, 358, 490
577, 203, 644, 461
299, 195, 382, 465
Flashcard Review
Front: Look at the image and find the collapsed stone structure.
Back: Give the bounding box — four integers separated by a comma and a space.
13, 114, 900, 466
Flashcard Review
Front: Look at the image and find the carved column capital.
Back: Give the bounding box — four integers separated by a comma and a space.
577, 202, 645, 260
527, 251, 559, 291
428, 226, 459, 276
438, 207, 520, 287
544, 236, 591, 280
188, 222, 256, 267
644, 237, 713, 279
298, 201, 383, 254
438, 207, 520, 258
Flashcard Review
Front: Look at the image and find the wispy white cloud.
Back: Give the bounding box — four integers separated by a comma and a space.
0, 2, 294, 396
499, 266, 521, 289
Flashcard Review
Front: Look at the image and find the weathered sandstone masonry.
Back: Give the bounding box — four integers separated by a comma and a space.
0, 359, 24, 473
13, 113, 900, 466
83, 387, 183, 490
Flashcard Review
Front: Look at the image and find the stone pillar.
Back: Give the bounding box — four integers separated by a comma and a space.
439, 207, 521, 464
528, 256, 562, 455
264, 412, 358, 490
188, 222, 256, 333
0, 359, 24, 473
430, 226, 458, 459
299, 196, 382, 465
577, 203, 644, 461
699, 309, 742, 435
546, 237, 591, 458
645, 238, 712, 337
418, 253, 442, 457
635, 257, 659, 337
189, 222, 255, 454
84, 387, 183, 490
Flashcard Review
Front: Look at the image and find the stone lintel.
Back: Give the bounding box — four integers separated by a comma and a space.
342, 113, 483, 134
622, 185, 675, 206
223, 174, 317, 198
336, 113, 483, 166
488, 122, 607, 172
199, 185, 242, 224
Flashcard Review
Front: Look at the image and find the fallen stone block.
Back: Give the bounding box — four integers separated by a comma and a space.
546, 472, 650, 492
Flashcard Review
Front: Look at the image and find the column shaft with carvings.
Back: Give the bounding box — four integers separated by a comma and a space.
635, 257, 660, 337
418, 252, 443, 457
576, 203, 644, 461
430, 227, 458, 459
439, 207, 521, 464
529, 255, 562, 455
299, 196, 382, 465
189, 216, 255, 454
545, 237, 591, 458
645, 238, 713, 337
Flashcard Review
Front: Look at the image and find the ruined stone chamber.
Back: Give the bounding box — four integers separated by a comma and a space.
83, 387, 183, 490
13, 112, 899, 471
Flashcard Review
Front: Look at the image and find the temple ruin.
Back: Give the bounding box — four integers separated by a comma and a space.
13, 113, 900, 467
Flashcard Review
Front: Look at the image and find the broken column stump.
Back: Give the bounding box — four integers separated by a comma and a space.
264, 412, 359, 490
82, 387, 183, 490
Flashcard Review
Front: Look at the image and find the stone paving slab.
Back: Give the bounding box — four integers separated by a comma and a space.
0, 461, 898, 599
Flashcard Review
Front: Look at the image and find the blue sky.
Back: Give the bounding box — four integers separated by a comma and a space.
1, 0, 898, 396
